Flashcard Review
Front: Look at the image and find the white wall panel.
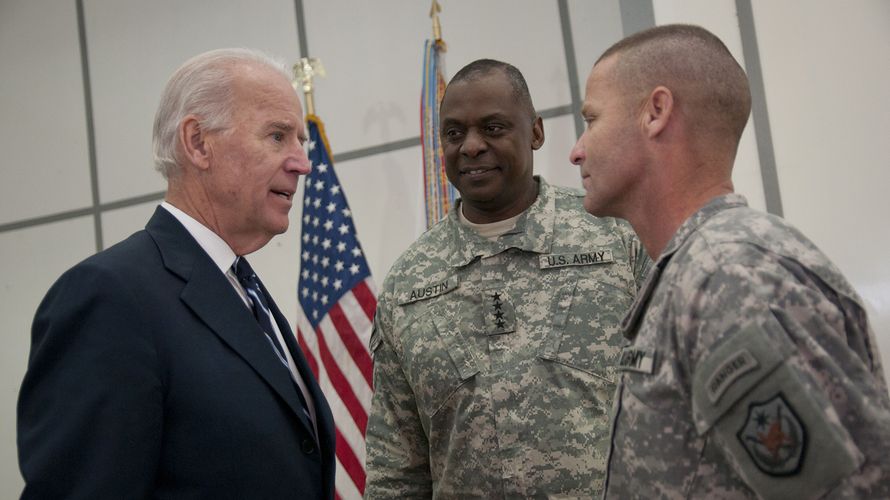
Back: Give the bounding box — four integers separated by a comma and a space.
0, 0, 93, 224
0, 217, 96, 498
751, 0, 890, 385
84, 0, 302, 204
567, 0, 624, 98
440, 2, 568, 113
537, 114, 584, 191
101, 201, 160, 248
301, 0, 429, 154
304, 0, 568, 155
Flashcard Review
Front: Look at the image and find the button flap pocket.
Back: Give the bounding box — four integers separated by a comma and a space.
432, 314, 480, 381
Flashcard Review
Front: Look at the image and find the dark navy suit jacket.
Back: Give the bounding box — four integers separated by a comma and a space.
18, 207, 335, 499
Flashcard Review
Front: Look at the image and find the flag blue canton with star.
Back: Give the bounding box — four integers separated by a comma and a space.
298, 119, 370, 328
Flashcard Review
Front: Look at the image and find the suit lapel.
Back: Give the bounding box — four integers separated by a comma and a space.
145, 208, 309, 427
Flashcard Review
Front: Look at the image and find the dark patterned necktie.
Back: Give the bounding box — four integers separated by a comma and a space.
233, 257, 314, 429
233, 257, 289, 366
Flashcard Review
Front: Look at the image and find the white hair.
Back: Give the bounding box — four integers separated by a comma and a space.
152, 48, 292, 178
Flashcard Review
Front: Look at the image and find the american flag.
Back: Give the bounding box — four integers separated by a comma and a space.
296, 115, 376, 499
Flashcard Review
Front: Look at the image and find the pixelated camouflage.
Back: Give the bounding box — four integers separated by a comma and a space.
365, 177, 650, 498
605, 194, 890, 500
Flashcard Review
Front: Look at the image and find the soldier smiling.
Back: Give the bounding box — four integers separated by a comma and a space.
364, 59, 650, 498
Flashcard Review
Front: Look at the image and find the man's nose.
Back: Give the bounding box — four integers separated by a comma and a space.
569, 138, 585, 166
460, 130, 487, 157
286, 144, 312, 175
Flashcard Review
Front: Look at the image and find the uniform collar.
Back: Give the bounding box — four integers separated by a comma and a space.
446, 175, 554, 268
620, 193, 749, 339
658, 193, 748, 263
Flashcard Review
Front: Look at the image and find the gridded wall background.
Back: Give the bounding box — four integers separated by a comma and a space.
2, 0, 888, 496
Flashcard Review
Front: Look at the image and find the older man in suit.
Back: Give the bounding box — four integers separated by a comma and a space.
17, 48, 335, 499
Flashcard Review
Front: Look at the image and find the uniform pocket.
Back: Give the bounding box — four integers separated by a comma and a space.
539, 277, 633, 383
397, 312, 479, 418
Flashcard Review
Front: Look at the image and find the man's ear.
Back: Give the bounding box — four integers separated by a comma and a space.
643, 86, 673, 139
179, 115, 212, 170
531, 116, 545, 150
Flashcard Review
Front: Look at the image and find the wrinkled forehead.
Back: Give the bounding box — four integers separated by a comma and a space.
233, 66, 302, 113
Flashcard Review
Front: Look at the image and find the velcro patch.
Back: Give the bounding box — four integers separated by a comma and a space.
398, 275, 459, 305
539, 250, 614, 269
692, 324, 785, 433
707, 349, 759, 404
617, 347, 656, 374
736, 392, 807, 476
483, 289, 516, 335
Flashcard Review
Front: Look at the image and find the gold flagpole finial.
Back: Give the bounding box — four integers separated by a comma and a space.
430, 0, 443, 42
292, 57, 326, 116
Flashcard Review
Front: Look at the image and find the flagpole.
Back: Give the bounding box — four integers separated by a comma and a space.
430, 0, 444, 45
293, 57, 326, 116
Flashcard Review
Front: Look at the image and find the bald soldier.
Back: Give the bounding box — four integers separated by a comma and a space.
570, 24, 890, 499
365, 59, 649, 498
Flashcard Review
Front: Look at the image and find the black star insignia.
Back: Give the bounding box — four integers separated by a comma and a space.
754, 410, 769, 429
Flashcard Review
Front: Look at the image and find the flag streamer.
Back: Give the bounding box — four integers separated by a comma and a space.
421, 35, 456, 229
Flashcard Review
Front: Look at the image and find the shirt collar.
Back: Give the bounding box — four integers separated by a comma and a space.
160, 202, 238, 273
446, 176, 554, 267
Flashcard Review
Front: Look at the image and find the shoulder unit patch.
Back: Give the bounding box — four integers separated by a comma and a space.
736, 392, 807, 476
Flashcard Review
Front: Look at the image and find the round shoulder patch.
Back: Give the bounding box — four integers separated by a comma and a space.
736, 392, 807, 476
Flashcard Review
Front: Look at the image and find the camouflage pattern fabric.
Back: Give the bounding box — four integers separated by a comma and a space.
605, 194, 890, 500
365, 177, 650, 499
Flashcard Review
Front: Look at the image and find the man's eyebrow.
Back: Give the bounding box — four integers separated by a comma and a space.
441, 113, 512, 125
268, 121, 296, 131
480, 112, 511, 121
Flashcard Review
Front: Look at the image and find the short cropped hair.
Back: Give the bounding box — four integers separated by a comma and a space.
444, 59, 536, 119
599, 24, 751, 145
152, 48, 290, 178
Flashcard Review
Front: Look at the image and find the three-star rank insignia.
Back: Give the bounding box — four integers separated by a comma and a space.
483, 289, 515, 335
737, 392, 807, 476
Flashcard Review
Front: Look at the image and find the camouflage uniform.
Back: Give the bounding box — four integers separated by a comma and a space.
365, 177, 649, 499
605, 194, 890, 499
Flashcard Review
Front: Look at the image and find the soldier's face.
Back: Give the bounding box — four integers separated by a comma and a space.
439, 70, 544, 222
570, 56, 645, 218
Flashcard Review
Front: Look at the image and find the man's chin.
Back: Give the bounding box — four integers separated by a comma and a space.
583, 194, 613, 218
267, 217, 289, 236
